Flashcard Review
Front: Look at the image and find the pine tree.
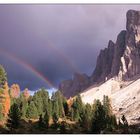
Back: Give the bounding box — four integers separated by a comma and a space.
19, 94, 28, 118
79, 103, 92, 131
41, 88, 49, 112
32, 91, 43, 115
43, 110, 50, 129
0, 65, 7, 88
73, 109, 80, 122
0, 104, 4, 121
38, 114, 44, 129
63, 99, 69, 116
32, 89, 49, 116
110, 115, 117, 129
52, 112, 58, 128
75, 94, 83, 114
6, 103, 21, 130
69, 108, 74, 121
47, 99, 52, 118
51, 91, 65, 119
52, 91, 65, 118
26, 101, 38, 119
91, 100, 106, 133
71, 94, 84, 121
121, 115, 128, 127
118, 115, 129, 133
103, 95, 112, 117
103, 96, 118, 131
52, 99, 59, 118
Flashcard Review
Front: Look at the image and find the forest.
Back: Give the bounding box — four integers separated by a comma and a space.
0, 65, 139, 134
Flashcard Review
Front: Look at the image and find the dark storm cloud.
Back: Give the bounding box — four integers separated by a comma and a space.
0, 4, 140, 90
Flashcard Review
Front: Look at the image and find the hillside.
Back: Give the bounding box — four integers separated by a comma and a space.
81, 76, 140, 125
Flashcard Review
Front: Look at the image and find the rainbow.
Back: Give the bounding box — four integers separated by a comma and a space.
0, 48, 55, 88
44, 40, 80, 74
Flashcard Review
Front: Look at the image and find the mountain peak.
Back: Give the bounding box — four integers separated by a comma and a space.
59, 10, 140, 98
126, 10, 140, 33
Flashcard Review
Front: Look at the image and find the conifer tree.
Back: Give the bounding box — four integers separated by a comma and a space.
32, 91, 43, 115
48, 99, 52, 118
110, 115, 117, 129
51, 91, 65, 118
103, 96, 118, 131
55, 91, 65, 117
52, 112, 58, 128
69, 108, 74, 121
43, 109, 50, 129
79, 103, 92, 131
0, 104, 4, 121
91, 100, 106, 133
39, 88, 49, 112
71, 94, 84, 121
19, 94, 28, 118
0, 65, 7, 87
63, 99, 69, 116
103, 95, 112, 117
26, 101, 38, 119
38, 114, 44, 129
7, 103, 21, 130
121, 115, 128, 127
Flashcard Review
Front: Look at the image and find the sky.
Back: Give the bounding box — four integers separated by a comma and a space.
0, 4, 140, 91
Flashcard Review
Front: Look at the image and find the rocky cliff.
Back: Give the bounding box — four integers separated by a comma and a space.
59, 10, 140, 98
59, 73, 90, 98
92, 10, 140, 82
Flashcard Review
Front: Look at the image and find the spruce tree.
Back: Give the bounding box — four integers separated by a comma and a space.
63, 99, 69, 116
38, 114, 44, 129
32, 91, 43, 115
7, 103, 21, 130
51, 91, 65, 118
19, 94, 28, 118
48, 99, 52, 118
69, 108, 74, 121
43, 109, 50, 129
103, 95, 112, 117
121, 115, 128, 127
0, 104, 4, 121
91, 100, 106, 133
52, 112, 58, 128
0, 65, 7, 87
103, 96, 118, 131
52, 91, 65, 118
79, 103, 92, 131
26, 101, 38, 119
75, 94, 83, 114
41, 88, 49, 112
110, 115, 117, 129
72, 94, 84, 121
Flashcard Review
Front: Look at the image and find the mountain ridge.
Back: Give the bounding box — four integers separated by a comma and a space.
59, 9, 140, 98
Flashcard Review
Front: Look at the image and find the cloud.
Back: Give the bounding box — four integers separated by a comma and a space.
0, 5, 140, 90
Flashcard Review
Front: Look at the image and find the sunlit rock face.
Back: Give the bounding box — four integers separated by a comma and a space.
118, 10, 140, 79
10, 84, 20, 98
92, 10, 140, 81
59, 10, 140, 98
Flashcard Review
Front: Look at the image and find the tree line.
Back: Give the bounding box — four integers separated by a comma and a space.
7, 91, 129, 133
0, 65, 129, 134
